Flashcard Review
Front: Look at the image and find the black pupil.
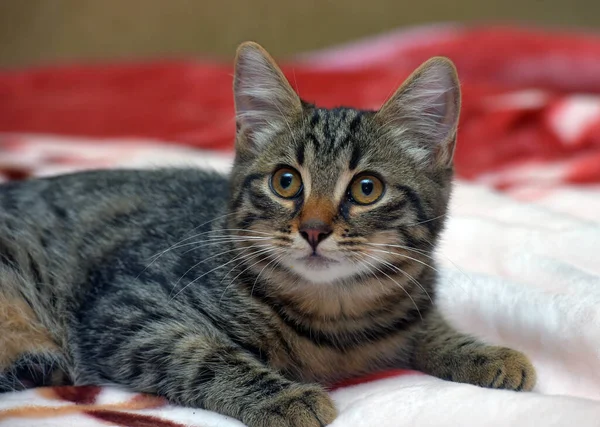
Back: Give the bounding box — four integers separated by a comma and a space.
361, 179, 374, 196
280, 173, 294, 190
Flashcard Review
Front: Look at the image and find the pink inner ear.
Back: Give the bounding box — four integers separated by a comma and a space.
412, 64, 459, 129
380, 60, 459, 131
376, 59, 460, 166
233, 45, 301, 143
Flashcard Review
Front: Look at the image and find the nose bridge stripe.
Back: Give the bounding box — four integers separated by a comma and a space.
300, 197, 335, 224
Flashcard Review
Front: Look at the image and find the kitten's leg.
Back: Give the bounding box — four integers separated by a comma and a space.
77, 320, 336, 427
0, 291, 71, 392
0, 352, 70, 392
409, 310, 536, 391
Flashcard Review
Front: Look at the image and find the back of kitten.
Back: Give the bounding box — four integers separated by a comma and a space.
0, 170, 231, 389
0, 43, 535, 427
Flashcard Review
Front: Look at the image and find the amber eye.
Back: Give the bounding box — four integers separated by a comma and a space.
270, 167, 303, 199
349, 175, 384, 205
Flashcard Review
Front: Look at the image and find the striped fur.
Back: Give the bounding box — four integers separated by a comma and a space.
0, 43, 535, 426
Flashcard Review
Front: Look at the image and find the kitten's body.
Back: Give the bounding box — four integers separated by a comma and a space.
0, 166, 426, 384
0, 44, 535, 427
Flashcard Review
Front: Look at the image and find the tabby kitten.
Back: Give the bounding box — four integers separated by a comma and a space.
0, 42, 535, 426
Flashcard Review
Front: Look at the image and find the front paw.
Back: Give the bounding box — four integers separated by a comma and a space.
245, 383, 337, 427
456, 346, 536, 391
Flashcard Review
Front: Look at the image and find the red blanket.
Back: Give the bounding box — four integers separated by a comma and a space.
2, 25, 600, 185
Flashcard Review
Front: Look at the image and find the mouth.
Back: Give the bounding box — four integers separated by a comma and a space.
283, 251, 358, 283
298, 253, 339, 269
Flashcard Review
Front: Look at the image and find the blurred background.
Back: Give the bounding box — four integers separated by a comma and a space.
2, 0, 600, 67
2, 0, 600, 188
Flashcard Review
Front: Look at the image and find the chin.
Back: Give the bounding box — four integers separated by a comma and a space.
283, 254, 362, 284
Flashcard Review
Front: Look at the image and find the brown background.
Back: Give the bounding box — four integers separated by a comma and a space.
1, 0, 599, 67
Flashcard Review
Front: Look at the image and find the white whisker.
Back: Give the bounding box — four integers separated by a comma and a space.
369, 240, 474, 292
169, 244, 271, 297
219, 247, 281, 303
159, 236, 270, 254
405, 213, 448, 227
360, 254, 423, 320
153, 228, 273, 258
136, 210, 269, 277
365, 251, 433, 303
250, 253, 284, 298
170, 246, 275, 301
366, 243, 434, 259
368, 247, 439, 272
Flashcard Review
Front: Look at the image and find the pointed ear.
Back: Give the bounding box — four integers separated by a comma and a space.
375, 57, 461, 168
233, 42, 302, 151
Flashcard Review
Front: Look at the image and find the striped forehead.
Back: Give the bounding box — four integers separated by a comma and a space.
295, 107, 367, 192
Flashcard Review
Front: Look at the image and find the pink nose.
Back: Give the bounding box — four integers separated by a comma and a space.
299, 220, 332, 251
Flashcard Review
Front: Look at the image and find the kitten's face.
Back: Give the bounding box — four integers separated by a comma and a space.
229, 43, 460, 286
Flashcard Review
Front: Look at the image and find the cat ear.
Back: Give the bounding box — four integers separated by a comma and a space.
233, 42, 302, 150
375, 57, 461, 168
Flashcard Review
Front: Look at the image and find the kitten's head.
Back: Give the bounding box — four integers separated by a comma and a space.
228, 42, 460, 285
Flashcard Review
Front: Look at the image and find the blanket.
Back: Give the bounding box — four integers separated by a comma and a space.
2, 25, 600, 426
